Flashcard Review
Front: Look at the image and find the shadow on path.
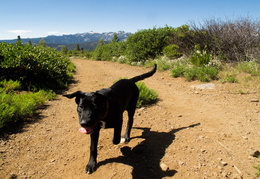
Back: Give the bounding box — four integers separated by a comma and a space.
98, 123, 200, 179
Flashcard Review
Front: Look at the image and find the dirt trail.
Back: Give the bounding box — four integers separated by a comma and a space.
1, 59, 260, 179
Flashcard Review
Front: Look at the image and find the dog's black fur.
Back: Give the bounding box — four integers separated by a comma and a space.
63, 64, 157, 174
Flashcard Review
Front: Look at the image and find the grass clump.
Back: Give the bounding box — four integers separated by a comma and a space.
0, 80, 57, 129
0, 79, 21, 91
254, 165, 260, 177
136, 81, 158, 108
237, 61, 260, 76
183, 66, 219, 82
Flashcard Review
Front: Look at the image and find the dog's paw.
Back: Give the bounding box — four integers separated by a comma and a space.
120, 137, 130, 144
86, 162, 96, 174
120, 138, 126, 143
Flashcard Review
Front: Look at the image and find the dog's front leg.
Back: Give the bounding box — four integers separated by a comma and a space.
86, 127, 100, 174
113, 118, 123, 145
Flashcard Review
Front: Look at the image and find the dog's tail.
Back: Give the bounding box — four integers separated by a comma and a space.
130, 64, 157, 83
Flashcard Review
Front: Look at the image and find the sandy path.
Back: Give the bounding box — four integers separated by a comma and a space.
1, 59, 259, 179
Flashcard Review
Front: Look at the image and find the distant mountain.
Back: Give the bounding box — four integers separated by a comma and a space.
0, 31, 131, 50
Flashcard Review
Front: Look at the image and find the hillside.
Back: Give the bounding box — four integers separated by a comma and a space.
0, 31, 131, 50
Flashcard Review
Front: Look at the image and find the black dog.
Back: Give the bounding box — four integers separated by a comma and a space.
63, 64, 157, 174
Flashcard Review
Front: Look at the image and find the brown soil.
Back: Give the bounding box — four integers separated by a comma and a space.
1, 59, 260, 179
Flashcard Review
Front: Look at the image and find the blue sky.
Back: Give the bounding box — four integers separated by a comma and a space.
0, 0, 259, 40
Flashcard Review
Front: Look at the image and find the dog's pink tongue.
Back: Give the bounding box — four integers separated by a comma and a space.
79, 127, 88, 134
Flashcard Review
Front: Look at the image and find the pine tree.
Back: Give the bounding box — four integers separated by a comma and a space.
61, 45, 68, 54
38, 38, 46, 47
110, 33, 119, 43
75, 44, 80, 51
16, 35, 22, 46
98, 38, 105, 46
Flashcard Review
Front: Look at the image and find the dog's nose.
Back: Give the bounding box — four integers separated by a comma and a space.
80, 120, 88, 127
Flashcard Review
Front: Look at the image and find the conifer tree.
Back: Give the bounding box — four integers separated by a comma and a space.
38, 38, 46, 47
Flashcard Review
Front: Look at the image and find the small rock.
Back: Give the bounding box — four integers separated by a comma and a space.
251, 99, 259, 102
250, 150, 260, 157
220, 161, 228, 166
160, 162, 169, 171
50, 159, 56, 163
178, 114, 182, 117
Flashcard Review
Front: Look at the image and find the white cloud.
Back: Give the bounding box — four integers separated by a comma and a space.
7, 30, 32, 35
46, 31, 59, 35
46, 31, 71, 36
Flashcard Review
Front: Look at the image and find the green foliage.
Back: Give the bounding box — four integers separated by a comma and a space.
92, 40, 126, 61
254, 165, 260, 177
38, 38, 46, 47
125, 27, 175, 63
237, 61, 260, 76
171, 58, 219, 82
0, 42, 75, 90
75, 44, 81, 51
0, 80, 21, 91
183, 66, 219, 82
171, 64, 187, 78
110, 33, 119, 43
136, 81, 158, 108
162, 44, 182, 59
0, 88, 56, 129
145, 56, 176, 71
190, 46, 213, 66
61, 45, 69, 55
220, 73, 239, 83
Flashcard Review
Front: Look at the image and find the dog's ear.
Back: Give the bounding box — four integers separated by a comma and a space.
63, 91, 84, 104
94, 92, 107, 104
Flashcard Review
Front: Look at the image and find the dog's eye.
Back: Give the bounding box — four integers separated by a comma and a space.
91, 103, 97, 109
77, 106, 83, 112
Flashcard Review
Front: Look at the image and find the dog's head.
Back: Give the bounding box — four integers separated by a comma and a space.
63, 91, 108, 134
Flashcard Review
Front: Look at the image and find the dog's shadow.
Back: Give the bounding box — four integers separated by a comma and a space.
97, 123, 200, 179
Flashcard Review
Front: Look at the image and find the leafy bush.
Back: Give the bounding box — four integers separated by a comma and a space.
162, 44, 182, 59
92, 39, 126, 61
0, 79, 21, 92
125, 27, 175, 63
145, 56, 176, 71
190, 46, 213, 66
171, 59, 190, 77
171, 58, 219, 82
0, 43, 75, 90
171, 65, 187, 78
0, 89, 56, 128
237, 61, 260, 76
184, 66, 219, 82
136, 82, 158, 107
220, 74, 239, 83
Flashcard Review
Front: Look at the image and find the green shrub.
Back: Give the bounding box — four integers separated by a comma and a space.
220, 73, 239, 83
125, 27, 175, 63
237, 61, 260, 76
163, 44, 182, 59
145, 56, 175, 71
136, 81, 158, 107
190, 46, 213, 67
0, 80, 21, 91
171, 59, 190, 77
0, 43, 75, 90
254, 165, 260, 177
184, 66, 219, 82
